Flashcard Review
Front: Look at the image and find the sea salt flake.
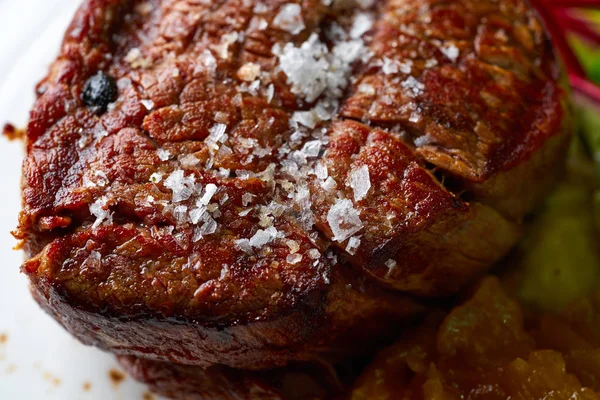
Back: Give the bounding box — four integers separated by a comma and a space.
242, 193, 256, 206
350, 12, 373, 39
441, 43, 460, 62
273, 3, 305, 35
141, 99, 154, 110
94, 170, 109, 187
321, 176, 337, 191
199, 216, 218, 236
173, 205, 189, 224
200, 183, 218, 205
286, 253, 303, 264
164, 170, 196, 202
237, 63, 261, 81
308, 249, 321, 259
345, 236, 361, 255
414, 134, 432, 147
249, 227, 277, 248
207, 124, 227, 146
286, 240, 300, 254
349, 165, 371, 201
198, 49, 217, 72
292, 110, 318, 129
248, 79, 261, 95
124, 47, 151, 68
409, 111, 421, 123
90, 196, 112, 229
150, 172, 163, 183
157, 148, 171, 161
190, 205, 207, 224
358, 83, 375, 95
266, 83, 275, 103
425, 58, 438, 68
314, 162, 328, 180
257, 17, 268, 30
385, 259, 398, 278
213, 32, 239, 59
276, 34, 329, 102
327, 199, 363, 242
401, 76, 425, 97
239, 208, 252, 217
301, 140, 321, 158
180, 154, 200, 167
235, 238, 253, 253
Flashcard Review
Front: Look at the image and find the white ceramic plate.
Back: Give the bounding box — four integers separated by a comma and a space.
0, 1, 162, 398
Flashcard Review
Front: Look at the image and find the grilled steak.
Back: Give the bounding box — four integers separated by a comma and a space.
16, 0, 571, 374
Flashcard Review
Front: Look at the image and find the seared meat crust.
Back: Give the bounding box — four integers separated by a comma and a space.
17, 0, 571, 370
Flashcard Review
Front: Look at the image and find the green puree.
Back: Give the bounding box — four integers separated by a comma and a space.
504, 100, 600, 312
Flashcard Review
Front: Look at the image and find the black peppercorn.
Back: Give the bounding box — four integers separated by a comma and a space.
82, 71, 118, 114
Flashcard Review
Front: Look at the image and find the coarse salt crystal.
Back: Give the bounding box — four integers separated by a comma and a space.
249, 227, 278, 247
207, 124, 227, 146
286, 240, 300, 254
242, 193, 256, 206
199, 215, 218, 236
164, 170, 196, 202
273, 4, 305, 35
213, 32, 239, 59
425, 58, 438, 68
350, 13, 373, 39
321, 176, 337, 191
94, 170, 109, 187
382, 57, 399, 74
237, 63, 261, 82
180, 154, 200, 167
314, 162, 328, 180
124, 47, 151, 68
286, 253, 303, 264
349, 165, 371, 202
157, 148, 171, 161
198, 49, 217, 72
90, 196, 112, 229
141, 99, 154, 110
266, 83, 275, 103
401, 76, 425, 97
327, 199, 363, 242
358, 83, 375, 96
276, 33, 366, 103
257, 17, 268, 30
385, 258, 397, 278
440, 44, 459, 62
308, 249, 321, 259
199, 183, 218, 205
301, 140, 321, 158
248, 79, 261, 95
414, 134, 432, 147
346, 236, 361, 255
234, 238, 253, 253
150, 172, 163, 183
409, 111, 421, 123
173, 205, 189, 225
292, 110, 318, 129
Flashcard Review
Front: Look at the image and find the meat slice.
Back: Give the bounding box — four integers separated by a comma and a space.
15, 0, 570, 373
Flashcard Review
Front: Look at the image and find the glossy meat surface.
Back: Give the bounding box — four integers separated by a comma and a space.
16, 0, 571, 369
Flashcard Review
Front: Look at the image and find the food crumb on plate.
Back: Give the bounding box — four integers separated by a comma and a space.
108, 368, 126, 386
